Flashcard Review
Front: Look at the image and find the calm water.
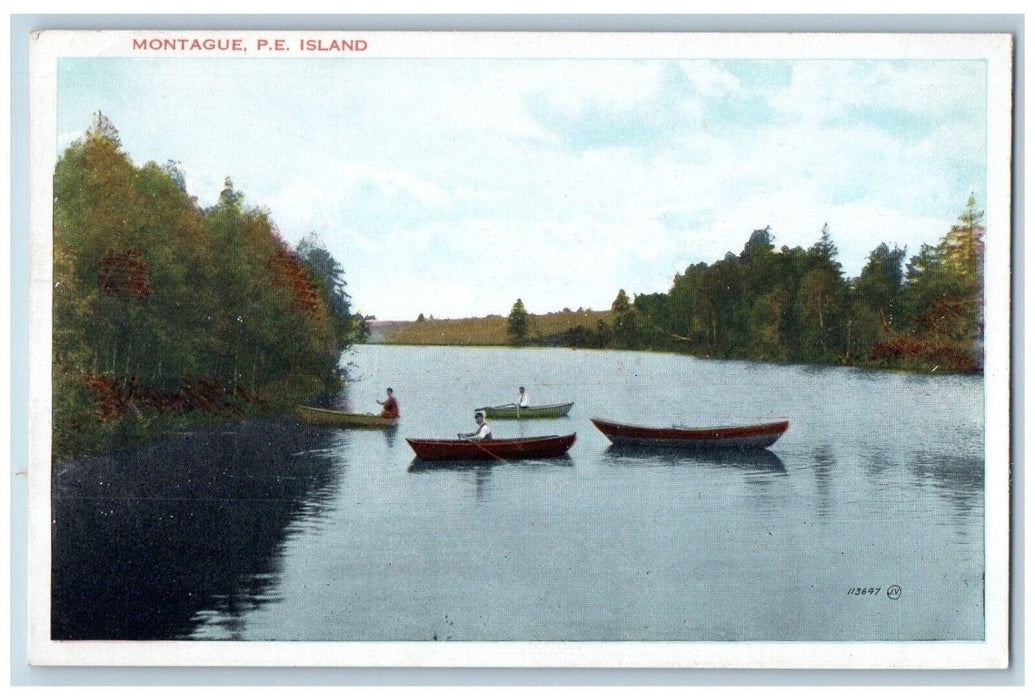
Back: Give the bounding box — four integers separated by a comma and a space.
52, 345, 984, 641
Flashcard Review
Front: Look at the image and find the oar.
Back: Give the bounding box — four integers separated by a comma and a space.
461, 435, 506, 462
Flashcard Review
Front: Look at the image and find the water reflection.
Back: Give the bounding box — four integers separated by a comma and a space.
408, 459, 494, 498
51, 418, 343, 640
52, 345, 988, 643
861, 448, 897, 479
602, 444, 787, 473
407, 455, 574, 500
911, 449, 984, 516
811, 444, 837, 518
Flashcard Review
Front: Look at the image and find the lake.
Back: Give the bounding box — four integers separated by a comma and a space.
51, 344, 985, 641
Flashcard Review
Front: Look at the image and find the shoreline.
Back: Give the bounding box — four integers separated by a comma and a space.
362, 340, 983, 377
52, 412, 326, 473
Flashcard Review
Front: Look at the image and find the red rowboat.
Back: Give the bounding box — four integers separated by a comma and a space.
406, 434, 576, 461
591, 417, 788, 450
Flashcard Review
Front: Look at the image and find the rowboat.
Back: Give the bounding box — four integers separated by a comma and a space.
407, 434, 576, 461
296, 405, 399, 428
591, 417, 788, 450
475, 402, 574, 419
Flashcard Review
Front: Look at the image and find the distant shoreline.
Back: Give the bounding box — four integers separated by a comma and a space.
362, 325, 981, 377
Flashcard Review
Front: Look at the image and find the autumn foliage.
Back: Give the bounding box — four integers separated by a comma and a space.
53, 114, 357, 461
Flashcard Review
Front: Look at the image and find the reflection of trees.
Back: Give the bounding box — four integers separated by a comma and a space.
861, 448, 895, 479
811, 444, 837, 518
51, 418, 342, 640
910, 450, 984, 518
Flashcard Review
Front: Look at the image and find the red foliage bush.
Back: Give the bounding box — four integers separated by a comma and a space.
267, 250, 320, 315
98, 248, 151, 297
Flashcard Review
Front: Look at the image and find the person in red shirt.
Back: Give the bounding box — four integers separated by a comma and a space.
377, 387, 399, 419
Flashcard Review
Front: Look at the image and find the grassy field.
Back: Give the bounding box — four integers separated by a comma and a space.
376, 309, 614, 346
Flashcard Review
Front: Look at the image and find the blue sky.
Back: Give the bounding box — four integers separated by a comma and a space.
57, 57, 987, 320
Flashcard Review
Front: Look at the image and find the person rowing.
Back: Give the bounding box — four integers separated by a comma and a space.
516, 386, 530, 408
458, 411, 493, 441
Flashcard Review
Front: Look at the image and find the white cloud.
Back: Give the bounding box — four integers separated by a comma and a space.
677, 61, 741, 98
768, 60, 985, 125
57, 57, 987, 319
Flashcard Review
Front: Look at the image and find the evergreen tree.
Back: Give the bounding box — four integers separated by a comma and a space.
507, 298, 530, 345
610, 289, 641, 349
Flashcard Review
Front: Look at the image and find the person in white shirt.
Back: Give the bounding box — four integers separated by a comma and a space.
459, 412, 493, 441
517, 386, 530, 408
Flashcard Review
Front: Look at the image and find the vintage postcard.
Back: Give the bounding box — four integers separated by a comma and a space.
27, 30, 1012, 668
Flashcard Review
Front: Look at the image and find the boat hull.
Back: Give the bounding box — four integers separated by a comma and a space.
477, 402, 574, 419
296, 405, 399, 428
591, 417, 788, 450
407, 434, 577, 461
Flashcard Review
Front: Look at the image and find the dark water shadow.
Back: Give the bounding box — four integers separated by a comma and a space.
601, 444, 787, 473
407, 453, 574, 472
51, 417, 343, 640
408, 458, 496, 472
910, 449, 984, 515
810, 444, 837, 518
407, 460, 495, 500
407, 454, 574, 500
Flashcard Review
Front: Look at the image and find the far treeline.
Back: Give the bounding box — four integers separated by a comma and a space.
501, 199, 984, 373
53, 114, 363, 461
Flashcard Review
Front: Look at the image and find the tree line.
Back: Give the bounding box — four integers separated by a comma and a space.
507, 198, 985, 373
53, 114, 362, 461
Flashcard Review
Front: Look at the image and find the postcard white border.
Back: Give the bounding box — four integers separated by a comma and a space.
26, 30, 1013, 669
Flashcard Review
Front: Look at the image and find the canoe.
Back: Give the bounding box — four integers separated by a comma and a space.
407, 434, 577, 461
296, 405, 399, 428
591, 417, 788, 450
475, 402, 574, 419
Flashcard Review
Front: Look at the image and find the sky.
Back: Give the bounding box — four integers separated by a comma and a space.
57, 56, 988, 320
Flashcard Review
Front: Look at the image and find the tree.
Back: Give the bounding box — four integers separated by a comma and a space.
796, 225, 848, 361
854, 243, 907, 330
895, 197, 986, 370
697, 261, 745, 356
507, 298, 529, 345
808, 223, 842, 274
797, 266, 843, 362
296, 232, 357, 347
942, 194, 984, 283
739, 226, 774, 262
666, 263, 707, 347
87, 110, 122, 150
847, 243, 908, 361
610, 289, 642, 349
52, 116, 356, 459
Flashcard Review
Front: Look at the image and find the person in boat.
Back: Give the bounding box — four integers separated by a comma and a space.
516, 386, 530, 408
377, 388, 399, 419
459, 411, 492, 441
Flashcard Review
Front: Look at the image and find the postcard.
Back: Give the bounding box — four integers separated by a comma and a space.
27, 30, 1012, 668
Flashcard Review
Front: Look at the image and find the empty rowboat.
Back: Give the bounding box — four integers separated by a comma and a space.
476, 402, 574, 419
296, 405, 399, 428
407, 434, 577, 461
591, 417, 788, 450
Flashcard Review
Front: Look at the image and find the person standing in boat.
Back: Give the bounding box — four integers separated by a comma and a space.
517, 386, 530, 408
459, 411, 492, 441
377, 388, 399, 419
